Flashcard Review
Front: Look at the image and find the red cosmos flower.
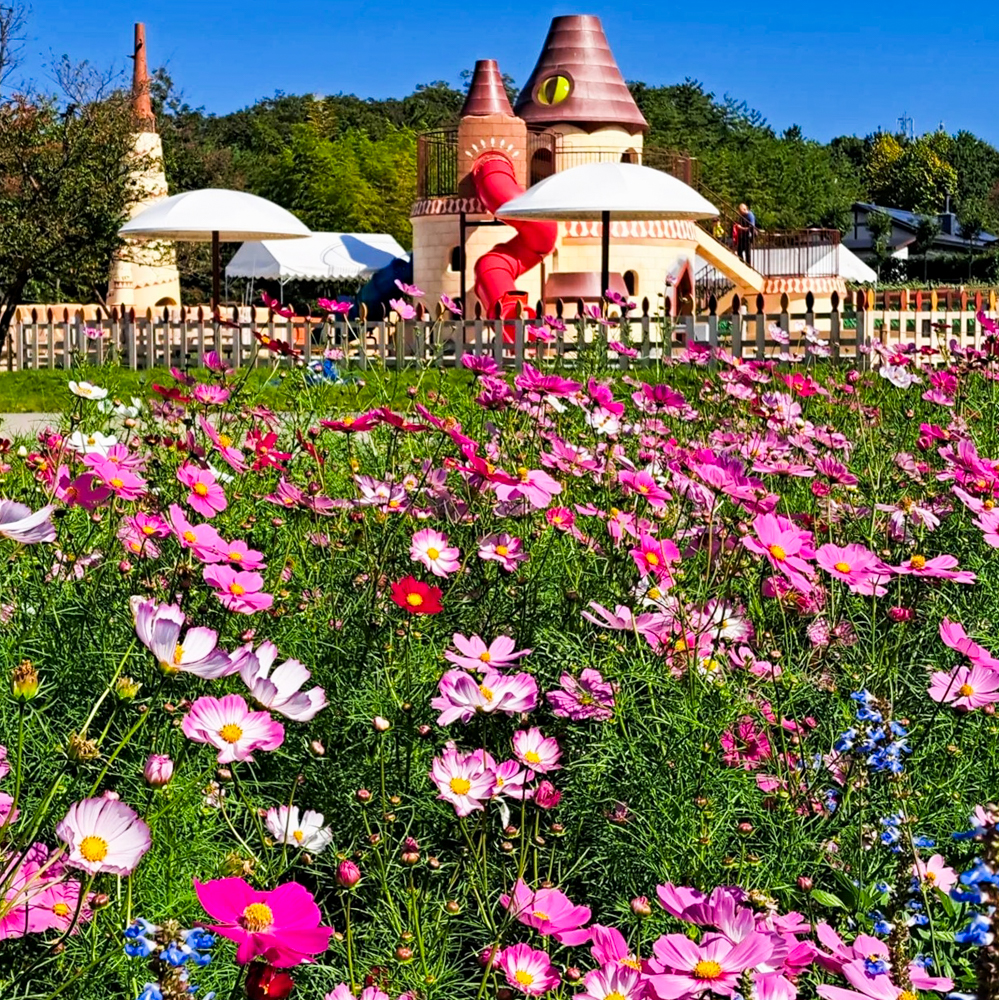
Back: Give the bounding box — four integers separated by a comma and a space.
319, 411, 381, 433
253, 329, 300, 357
245, 963, 295, 999
390, 576, 443, 615
247, 429, 291, 471
374, 408, 431, 433
260, 291, 295, 319
152, 383, 192, 404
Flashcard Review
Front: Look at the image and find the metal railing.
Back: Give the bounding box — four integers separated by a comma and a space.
416, 128, 459, 199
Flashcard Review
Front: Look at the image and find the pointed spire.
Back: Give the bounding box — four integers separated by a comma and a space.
514, 15, 647, 133
131, 22, 156, 131
461, 59, 515, 117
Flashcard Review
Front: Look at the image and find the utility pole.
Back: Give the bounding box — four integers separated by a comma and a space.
897, 112, 914, 141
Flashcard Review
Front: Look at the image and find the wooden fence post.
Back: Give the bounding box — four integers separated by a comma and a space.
829, 291, 841, 364
731, 295, 742, 359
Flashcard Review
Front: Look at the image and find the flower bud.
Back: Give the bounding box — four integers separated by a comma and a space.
737, 821, 754, 836
337, 860, 361, 888
888, 606, 914, 622
797, 876, 814, 892
401, 851, 420, 866
12, 660, 39, 701
396, 946, 413, 962
534, 780, 561, 810
115, 675, 142, 700
564, 967, 582, 983
445, 900, 460, 914
310, 739, 325, 756
373, 715, 391, 732
356, 788, 372, 803
631, 896, 652, 917
143, 754, 174, 787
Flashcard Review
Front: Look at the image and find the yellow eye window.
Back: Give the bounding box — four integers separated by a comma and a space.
536, 74, 572, 106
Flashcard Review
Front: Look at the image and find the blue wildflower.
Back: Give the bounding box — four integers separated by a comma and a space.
864, 957, 890, 975
955, 914, 993, 946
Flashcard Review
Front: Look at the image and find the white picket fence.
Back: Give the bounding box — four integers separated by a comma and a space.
4, 290, 997, 373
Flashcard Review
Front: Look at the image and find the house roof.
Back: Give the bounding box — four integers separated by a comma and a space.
854, 203, 998, 250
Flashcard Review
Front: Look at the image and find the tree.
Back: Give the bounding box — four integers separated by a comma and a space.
864, 131, 957, 213
958, 201, 987, 280
0, 68, 140, 350
0, 0, 28, 95
912, 216, 940, 281
865, 209, 893, 280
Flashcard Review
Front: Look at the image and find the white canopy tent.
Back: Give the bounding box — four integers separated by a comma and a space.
226, 232, 409, 288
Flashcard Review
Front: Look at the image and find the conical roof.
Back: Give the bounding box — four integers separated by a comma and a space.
514, 15, 647, 133
131, 23, 156, 131
461, 59, 515, 117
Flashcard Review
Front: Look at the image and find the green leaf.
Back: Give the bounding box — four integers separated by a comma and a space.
810, 890, 848, 910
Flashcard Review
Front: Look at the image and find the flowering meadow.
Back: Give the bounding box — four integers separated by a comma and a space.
4, 304, 999, 1000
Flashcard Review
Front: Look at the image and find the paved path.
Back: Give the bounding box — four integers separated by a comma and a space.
0, 413, 60, 439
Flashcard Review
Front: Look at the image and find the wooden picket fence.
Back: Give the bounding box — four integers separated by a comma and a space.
4, 289, 998, 374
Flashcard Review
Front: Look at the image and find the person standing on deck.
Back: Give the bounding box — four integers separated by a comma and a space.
736, 203, 757, 265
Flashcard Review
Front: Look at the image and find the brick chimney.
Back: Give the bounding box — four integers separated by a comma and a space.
132, 23, 156, 132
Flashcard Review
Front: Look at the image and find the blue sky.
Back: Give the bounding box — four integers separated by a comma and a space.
12, 0, 999, 144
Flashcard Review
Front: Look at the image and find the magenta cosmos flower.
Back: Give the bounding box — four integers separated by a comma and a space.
928, 663, 999, 711
431, 668, 538, 725
56, 797, 151, 875
445, 633, 531, 671
502, 878, 592, 945
203, 565, 274, 614
478, 533, 529, 572
816, 958, 910, 1000
238, 641, 327, 722
430, 747, 494, 817
513, 727, 562, 773
892, 553, 976, 584
579, 963, 647, 1000
648, 932, 773, 998
409, 528, 461, 578
131, 596, 234, 678
496, 942, 562, 996
195, 876, 332, 967
0, 500, 56, 544
742, 513, 816, 593
546, 669, 617, 721
177, 463, 227, 518
182, 694, 285, 763
168, 504, 226, 562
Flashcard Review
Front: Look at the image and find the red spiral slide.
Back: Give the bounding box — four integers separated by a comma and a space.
472, 152, 558, 321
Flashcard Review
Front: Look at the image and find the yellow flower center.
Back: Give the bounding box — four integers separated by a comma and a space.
514, 970, 535, 987
219, 723, 243, 743
218, 433, 232, 447
229, 583, 245, 596
173, 645, 185, 665
769, 544, 787, 561
480, 685, 494, 702
985, 499, 995, 510
693, 960, 723, 980
910, 554, 926, 569
621, 957, 642, 971
533, 910, 550, 921
52, 902, 71, 917
79, 835, 108, 863
343, 416, 355, 426
646, 552, 660, 567
900, 992, 917, 1000
293, 830, 304, 843
142, 524, 156, 535
426, 547, 440, 560
924, 871, 937, 882
194, 482, 209, 497
449, 776, 471, 795
110, 477, 124, 489
495, 545, 508, 556
478, 651, 491, 662
959, 683, 975, 697
241, 902, 274, 932
183, 530, 197, 543
129, 541, 141, 552
607, 993, 628, 1000
649, 587, 661, 600
834, 561, 851, 573
525, 750, 542, 764
406, 593, 424, 607
229, 550, 243, 561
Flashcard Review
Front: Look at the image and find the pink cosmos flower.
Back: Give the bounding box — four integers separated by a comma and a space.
912, 853, 958, 894
118, 523, 160, 559
648, 932, 773, 998
0, 500, 57, 545
472, 750, 530, 802
193, 383, 230, 405
928, 663, 999, 710
326, 988, 390, 1000
430, 747, 495, 817
432, 668, 538, 725
445, 633, 531, 671
177, 463, 227, 518
496, 942, 562, 996
502, 878, 592, 945
720, 717, 772, 770
85, 457, 147, 501
815, 543, 886, 593
743, 513, 816, 593
410, 528, 461, 577
182, 694, 285, 763
631, 534, 681, 582
892, 553, 975, 584
218, 537, 267, 570
54, 467, 110, 510
656, 883, 710, 921
238, 642, 327, 722
389, 297, 416, 320
814, 925, 953, 991
203, 565, 274, 613
478, 533, 529, 571
200, 415, 247, 472
168, 504, 226, 562
130, 596, 235, 678
579, 963, 648, 1000
195, 877, 332, 967
938, 618, 999, 667
513, 727, 561, 773
56, 797, 151, 876
494, 467, 563, 509
816, 958, 909, 1000
620, 469, 670, 506
514, 363, 582, 396
546, 669, 617, 721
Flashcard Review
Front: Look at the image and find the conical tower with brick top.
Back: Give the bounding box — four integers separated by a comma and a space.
107, 23, 182, 311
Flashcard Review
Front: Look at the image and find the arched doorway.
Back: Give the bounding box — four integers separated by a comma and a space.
530, 148, 555, 186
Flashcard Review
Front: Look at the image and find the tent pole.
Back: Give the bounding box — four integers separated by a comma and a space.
600, 210, 610, 302
212, 230, 221, 315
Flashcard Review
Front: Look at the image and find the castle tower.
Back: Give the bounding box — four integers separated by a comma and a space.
107, 23, 182, 312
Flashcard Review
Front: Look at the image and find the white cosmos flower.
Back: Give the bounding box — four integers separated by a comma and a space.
585, 406, 621, 435
238, 641, 327, 721
98, 396, 142, 418
68, 380, 108, 400
264, 805, 333, 852
68, 430, 118, 456
879, 364, 922, 389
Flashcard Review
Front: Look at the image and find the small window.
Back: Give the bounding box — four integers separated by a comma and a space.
620, 149, 638, 164
624, 271, 638, 296
530, 148, 555, 187
449, 246, 461, 272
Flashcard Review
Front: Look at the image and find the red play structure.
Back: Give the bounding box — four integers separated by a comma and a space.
472, 152, 558, 321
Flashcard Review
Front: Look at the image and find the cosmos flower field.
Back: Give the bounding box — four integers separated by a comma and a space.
3, 310, 999, 1000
